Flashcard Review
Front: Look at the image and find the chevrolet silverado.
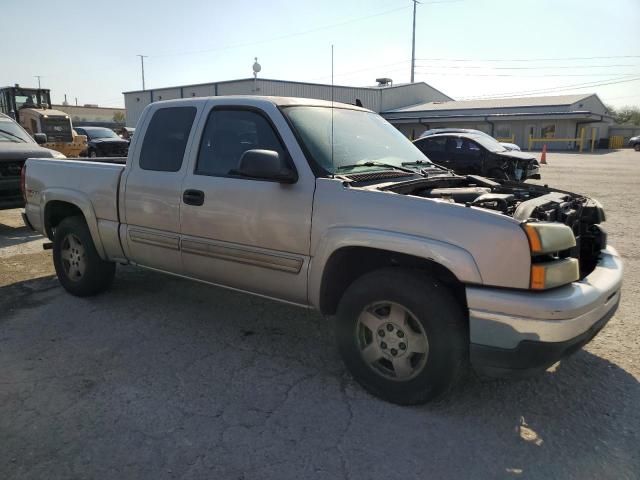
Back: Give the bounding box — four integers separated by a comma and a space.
22, 96, 623, 404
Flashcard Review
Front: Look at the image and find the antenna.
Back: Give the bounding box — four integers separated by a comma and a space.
331, 45, 334, 170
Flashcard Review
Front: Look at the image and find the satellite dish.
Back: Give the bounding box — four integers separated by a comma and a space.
253, 57, 261, 75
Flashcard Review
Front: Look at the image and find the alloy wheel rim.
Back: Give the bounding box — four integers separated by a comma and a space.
60, 234, 87, 281
355, 301, 429, 381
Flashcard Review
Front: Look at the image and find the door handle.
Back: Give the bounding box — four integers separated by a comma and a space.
183, 189, 205, 206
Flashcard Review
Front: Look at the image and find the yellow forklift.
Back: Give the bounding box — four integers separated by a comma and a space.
0, 85, 86, 157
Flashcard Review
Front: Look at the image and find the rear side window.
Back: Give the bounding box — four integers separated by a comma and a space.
139, 107, 196, 171
195, 109, 287, 177
417, 137, 447, 152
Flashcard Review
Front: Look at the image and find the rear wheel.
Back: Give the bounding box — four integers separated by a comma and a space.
634, 143, 640, 152
53, 216, 115, 296
89, 149, 97, 158
336, 268, 468, 405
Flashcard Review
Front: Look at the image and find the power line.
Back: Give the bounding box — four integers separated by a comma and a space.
456, 76, 640, 99
416, 55, 640, 62
414, 63, 640, 70
309, 60, 411, 82
152, 5, 412, 58
414, 69, 640, 77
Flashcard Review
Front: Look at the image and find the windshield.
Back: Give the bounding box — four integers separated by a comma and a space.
283, 106, 432, 174
0, 120, 35, 143
85, 127, 119, 139
471, 134, 507, 153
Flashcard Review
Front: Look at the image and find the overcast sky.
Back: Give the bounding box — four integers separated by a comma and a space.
2, 0, 639, 108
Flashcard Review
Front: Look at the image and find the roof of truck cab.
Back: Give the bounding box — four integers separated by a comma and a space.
151, 95, 371, 112
20, 108, 70, 117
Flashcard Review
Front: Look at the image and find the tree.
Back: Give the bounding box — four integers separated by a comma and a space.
113, 111, 125, 123
606, 104, 640, 125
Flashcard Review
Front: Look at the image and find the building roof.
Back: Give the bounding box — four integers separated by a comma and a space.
386, 94, 595, 113
122, 77, 448, 96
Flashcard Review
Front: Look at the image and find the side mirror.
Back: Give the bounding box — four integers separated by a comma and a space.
233, 149, 297, 183
33, 133, 47, 145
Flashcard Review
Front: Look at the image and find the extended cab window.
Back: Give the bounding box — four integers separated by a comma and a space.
196, 109, 286, 177
139, 107, 196, 172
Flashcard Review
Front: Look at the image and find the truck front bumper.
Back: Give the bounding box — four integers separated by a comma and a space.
467, 246, 623, 376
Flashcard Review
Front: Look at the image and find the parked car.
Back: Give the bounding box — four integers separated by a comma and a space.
22, 96, 621, 405
419, 128, 522, 151
0, 113, 65, 210
413, 132, 540, 181
74, 126, 129, 158
629, 135, 640, 151
118, 127, 135, 141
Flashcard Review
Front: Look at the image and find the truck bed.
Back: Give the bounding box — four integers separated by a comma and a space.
24, 157, 126, 226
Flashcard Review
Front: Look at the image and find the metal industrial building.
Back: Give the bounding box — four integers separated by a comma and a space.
123, 78, 612, 150
383, 94, 613, 150
123, 78, 452, 127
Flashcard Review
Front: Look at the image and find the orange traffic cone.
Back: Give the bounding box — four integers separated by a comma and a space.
540, 144, 547, 165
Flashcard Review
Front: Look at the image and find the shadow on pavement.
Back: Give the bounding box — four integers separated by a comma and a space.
0, 222, 43, 249
1, 268, 638, 479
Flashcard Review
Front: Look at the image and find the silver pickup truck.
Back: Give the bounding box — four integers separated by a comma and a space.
22, 96, 623, 405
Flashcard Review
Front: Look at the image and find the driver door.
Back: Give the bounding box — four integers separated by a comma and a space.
179, 104, 315, 304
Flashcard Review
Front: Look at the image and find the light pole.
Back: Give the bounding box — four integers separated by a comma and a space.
411, 0, 419, 83
34, 75, 42, 89
137, 55, 148, 90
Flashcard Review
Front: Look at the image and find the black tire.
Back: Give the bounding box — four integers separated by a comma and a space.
89, 149, 97, 158
488, 168, 508, 180
634, 143, 640, 152
52, 216, 115, 297
336, 268, 468, 405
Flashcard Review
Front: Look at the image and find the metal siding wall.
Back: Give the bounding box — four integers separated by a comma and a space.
182, 84, 217, 98
573, 95, 607, 115
380, 84, 451, 112
124, 93, 151, 127
152, 88, 182, 101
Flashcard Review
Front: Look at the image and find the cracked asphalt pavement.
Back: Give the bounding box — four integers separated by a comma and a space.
1, 151, 639, 479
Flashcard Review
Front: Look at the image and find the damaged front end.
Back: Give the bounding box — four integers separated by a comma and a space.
379, 174, 607, 280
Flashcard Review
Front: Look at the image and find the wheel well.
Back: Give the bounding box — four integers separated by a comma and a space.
44, 201, 84, 239
319, 247, 467, 315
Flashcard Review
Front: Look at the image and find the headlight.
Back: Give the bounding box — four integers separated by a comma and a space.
530, 259, 580, 290
523, 222, 579, 289
523, 222, 576, 254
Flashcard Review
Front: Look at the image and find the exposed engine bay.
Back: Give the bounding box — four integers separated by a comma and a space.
379, 174, 607, 278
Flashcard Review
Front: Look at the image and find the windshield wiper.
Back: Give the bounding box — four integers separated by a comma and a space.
335, 161, 416, 174
0, 129, 27, 143
402, 160, 438, 167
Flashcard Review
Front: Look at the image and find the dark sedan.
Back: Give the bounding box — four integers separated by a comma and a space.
75, 126, 129, 158
413, 132, 540, 182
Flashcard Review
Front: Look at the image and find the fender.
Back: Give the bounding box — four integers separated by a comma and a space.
308, 226, 483, 308
40, 188, 107, 260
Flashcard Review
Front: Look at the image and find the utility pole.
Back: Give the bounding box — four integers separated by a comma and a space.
34, 75, 42, 89
137, 54, 148, 90
411, 0, 419, 83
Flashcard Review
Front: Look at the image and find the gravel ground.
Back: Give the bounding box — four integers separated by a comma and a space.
1, 150, 638, 479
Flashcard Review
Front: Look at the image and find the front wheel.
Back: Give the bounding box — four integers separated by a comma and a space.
634, 143, 640, 152
89, 149, 97, 158
53, 216, 115, 296
336, 268, 468, 405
